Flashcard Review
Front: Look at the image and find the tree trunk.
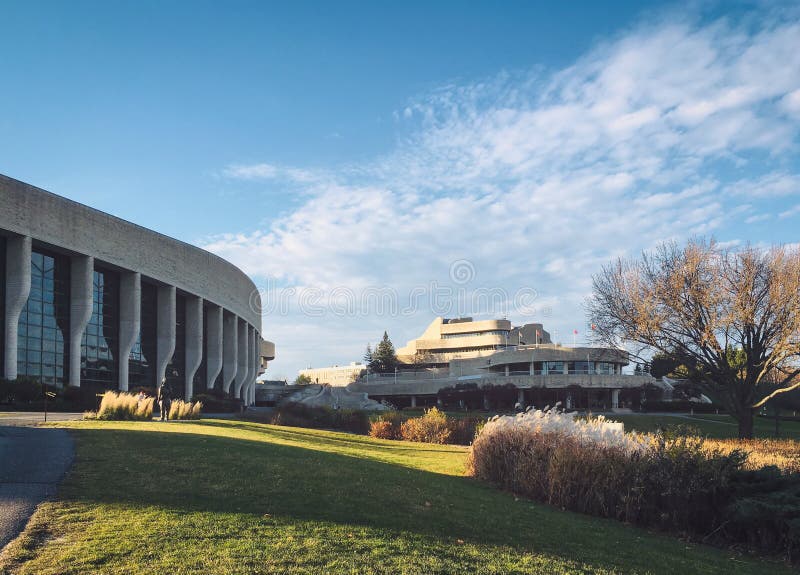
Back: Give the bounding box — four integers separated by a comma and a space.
738, 409, 755, 439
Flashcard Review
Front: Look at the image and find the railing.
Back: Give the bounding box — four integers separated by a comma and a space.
491, 369, 621, 376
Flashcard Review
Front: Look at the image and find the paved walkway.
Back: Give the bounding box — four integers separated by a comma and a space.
0, 412, 83, 426
0, 425, 74, 550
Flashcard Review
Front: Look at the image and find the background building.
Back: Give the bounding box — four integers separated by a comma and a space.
396, 317, 551, 367
299, 362, 365, 386
351, 317, 653, 411
1, 174, 274, 405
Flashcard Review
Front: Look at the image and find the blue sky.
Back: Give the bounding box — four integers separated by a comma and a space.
2, 1, 800, 379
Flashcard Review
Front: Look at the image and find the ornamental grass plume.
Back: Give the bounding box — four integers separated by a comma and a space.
168, 399, 202, 420
477, 405, 650, 454
97, 391, 152, 421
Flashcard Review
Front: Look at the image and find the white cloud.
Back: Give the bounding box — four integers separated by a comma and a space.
223, 163, 319, 184
744, 214, 771, 224
783, 89, 800, 118
207, 9, 800, 377
727, 173, 800, 198
779, 204, 800, 219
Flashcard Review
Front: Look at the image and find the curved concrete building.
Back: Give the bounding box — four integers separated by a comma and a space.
0, 174, 274, 404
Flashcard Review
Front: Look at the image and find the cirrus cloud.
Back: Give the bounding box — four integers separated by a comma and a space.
209, 8, 800, 378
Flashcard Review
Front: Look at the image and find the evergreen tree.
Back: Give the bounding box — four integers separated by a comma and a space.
372, 331, 399, 374
363, 344, 374, 370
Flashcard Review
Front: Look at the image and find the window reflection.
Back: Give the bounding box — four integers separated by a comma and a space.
17, 250, 70, 386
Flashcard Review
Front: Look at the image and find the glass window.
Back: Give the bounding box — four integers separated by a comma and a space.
129, 282, 157, 390
545, 361, 564, 374
165, 294, 187, 399
16, 249, 70, 386
80, 268, 119, 391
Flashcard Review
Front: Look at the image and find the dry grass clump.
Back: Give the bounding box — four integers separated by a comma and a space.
168, 399, 203, 420
93, 391, 154, 421
705, 438, 800, 473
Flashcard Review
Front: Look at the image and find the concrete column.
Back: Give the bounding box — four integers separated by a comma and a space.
222, 313, 238, 394
410, 395, 417, 408
117, 271, 141, 391
483, 394, 490, 410
4, 235, 31, 380
612, 389, 620, 410
205, 305, 223, 390
156, 285, 176, 386
252, 328, 258, 403
529, 362, 535, 375
504, 365, 510, 377
184, 296, 203, 401
234, 319, 249, 398
517, 389, 525, 409
246, 326, 256, 405
69, 255, 94, 388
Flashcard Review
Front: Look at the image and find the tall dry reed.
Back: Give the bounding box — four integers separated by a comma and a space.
168, 399, 203, 420
96, 391, 154, 421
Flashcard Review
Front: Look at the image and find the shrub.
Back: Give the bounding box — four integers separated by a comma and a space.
466, 408, 800, 561
400, 407, 451, 444
0, 377, 42, 404
192, 392, 241, 413
705, 438, 800, 473
260, 403, 371, 434
367, 410, 484, 445
368, 412, 403, 440
368, 420, 396, 440
447, 417, 485, 446
722, 466, 800, 560
97, 391, 154, 421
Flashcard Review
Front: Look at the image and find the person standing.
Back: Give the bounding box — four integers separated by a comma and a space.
157, 379, 172, 421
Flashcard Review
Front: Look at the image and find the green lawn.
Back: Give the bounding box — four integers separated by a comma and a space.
613, 413, 800, 439
0, 420, 790, 574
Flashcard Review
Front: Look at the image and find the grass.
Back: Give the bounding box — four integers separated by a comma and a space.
0, 420, 792, 574
613, 413, 800, 439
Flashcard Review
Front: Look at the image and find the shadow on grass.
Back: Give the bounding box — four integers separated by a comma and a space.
202, 419, 464, 455
54, 423, 781, 575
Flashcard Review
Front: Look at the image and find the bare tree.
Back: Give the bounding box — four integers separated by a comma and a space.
588, 239, 800, 438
